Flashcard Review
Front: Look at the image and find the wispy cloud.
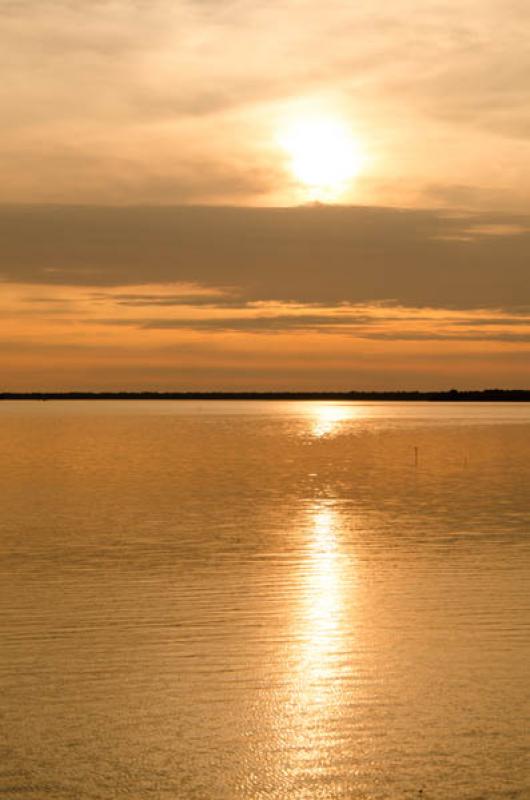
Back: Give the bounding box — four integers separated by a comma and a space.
2, 0, 530, 206
2, 277, 528, 390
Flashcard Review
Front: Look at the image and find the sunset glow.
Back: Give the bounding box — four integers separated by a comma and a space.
0, 0, 528, 390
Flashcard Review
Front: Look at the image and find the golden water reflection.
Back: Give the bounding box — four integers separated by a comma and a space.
294, 504, 356, 713
310, 403, 359, 438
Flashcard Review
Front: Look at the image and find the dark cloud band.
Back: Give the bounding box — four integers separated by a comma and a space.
1, 204, 529, 311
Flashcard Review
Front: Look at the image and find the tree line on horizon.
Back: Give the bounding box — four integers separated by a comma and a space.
0, 389, 529, 401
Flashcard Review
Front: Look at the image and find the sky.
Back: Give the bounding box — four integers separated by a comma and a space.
1, 0, 529, 390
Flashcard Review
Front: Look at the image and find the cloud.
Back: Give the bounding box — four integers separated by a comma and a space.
2, 275, 528, 391
1, 204, 529, 311
2, 1, 530, 207
363, 331, 530, 343
88, 317, 530, 343
94, 292, 244, 307
93, 313, 374, 333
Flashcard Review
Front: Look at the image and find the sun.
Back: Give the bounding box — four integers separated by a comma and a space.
278, 116, 363, 201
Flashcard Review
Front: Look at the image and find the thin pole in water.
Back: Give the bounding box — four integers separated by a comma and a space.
414, 446, 419, 466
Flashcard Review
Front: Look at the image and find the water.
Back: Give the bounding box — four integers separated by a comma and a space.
0, 401, 529, 800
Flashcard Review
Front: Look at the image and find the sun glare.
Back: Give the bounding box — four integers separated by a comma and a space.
311, 403, 358, 438
279, 117, 363, 201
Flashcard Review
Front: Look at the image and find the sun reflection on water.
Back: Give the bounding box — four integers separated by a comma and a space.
270, 503, 358, 793
311, 403, 358, 438
297, 505, 354, 701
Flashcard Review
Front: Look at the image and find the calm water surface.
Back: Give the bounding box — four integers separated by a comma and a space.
0, 401, 529, 800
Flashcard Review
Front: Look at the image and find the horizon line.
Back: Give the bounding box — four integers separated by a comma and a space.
1, 389, 529, 402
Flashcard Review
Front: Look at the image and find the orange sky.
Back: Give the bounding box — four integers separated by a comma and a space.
1, 1, 529, 389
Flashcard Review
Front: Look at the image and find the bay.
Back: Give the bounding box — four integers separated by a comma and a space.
0, 401, 529, 800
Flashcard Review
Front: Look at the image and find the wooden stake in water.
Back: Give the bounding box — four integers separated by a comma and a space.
414, 446, 419, 466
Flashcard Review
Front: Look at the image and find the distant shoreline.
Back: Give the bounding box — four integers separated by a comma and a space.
1, 390, 529, 402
